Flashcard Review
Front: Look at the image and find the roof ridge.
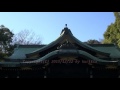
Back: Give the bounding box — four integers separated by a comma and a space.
18, 45, 46, 48
89, 44, 115, 47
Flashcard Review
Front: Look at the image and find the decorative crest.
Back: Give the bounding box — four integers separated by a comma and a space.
65, 24, 67, 28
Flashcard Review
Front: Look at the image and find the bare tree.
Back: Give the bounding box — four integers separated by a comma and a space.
99, 38, 104, 44
12, 30, 42, 45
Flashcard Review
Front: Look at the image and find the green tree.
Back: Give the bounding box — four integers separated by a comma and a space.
103, 12, 120, 47
0, 25, 14, 60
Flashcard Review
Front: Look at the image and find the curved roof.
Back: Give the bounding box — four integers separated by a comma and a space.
89, 44, 120, 58
7, 45, 45, 61
26, 27, 110, 57
1, 49, 118, 67
68, 32, 110, 56
23, 50, 118, 66
7, 44, 120, 61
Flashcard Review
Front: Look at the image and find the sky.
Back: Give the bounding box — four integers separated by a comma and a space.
0, 12, 115, 44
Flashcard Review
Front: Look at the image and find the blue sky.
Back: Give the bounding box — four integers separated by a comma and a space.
0, 12, 115, 44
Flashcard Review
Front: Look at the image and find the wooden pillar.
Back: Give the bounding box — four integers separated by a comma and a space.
90, 70, 93, 78
17, 70, 20, 78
